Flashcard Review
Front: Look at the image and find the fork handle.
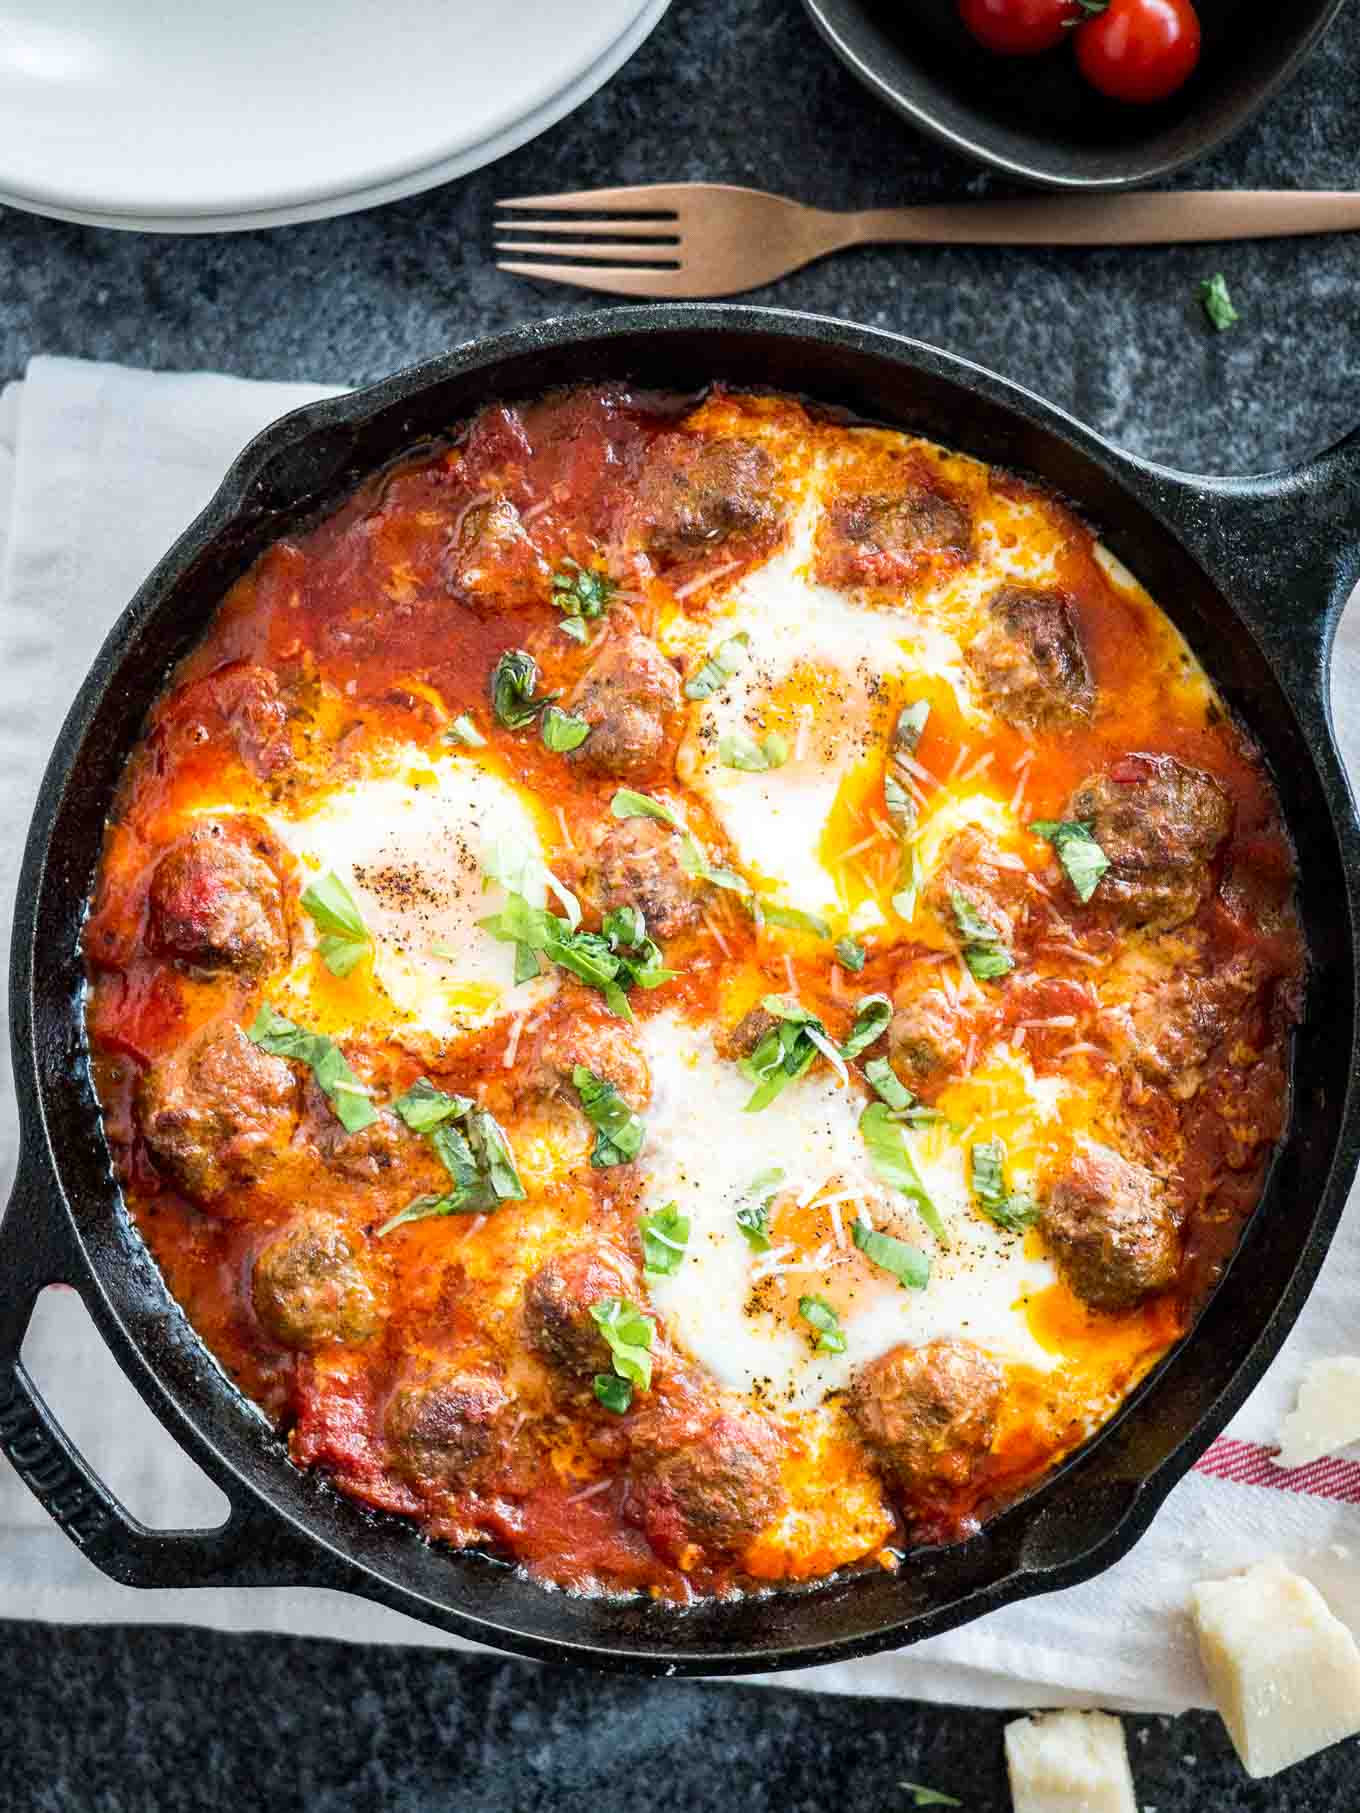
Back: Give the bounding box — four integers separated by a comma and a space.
842, 191, 1360, 248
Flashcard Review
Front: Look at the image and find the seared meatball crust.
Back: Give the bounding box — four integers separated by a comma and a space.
849, 1339, 1002, 1495
627, 1394, 786, 1562
384, 1361, 512, 1491
145, 819, 287, 975
522, 1245, 643, 1386
966, 586, 1094, 730
252, 1212, 381, 1350
565, 615, 681, 779
1068, 755, 1231, 931
1041, 1145, 1179, 1312
137, 1018, 299, 1204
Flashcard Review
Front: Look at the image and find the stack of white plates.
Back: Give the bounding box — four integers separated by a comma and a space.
0, 0, 669, 232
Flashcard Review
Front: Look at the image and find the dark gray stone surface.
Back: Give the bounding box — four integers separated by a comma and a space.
2, 0, 1359, 1806
1, 1623, 1356, 1813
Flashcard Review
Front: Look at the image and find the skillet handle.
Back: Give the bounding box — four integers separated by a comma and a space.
1140, 425, 1360, 723
0, 1148, 332, 1590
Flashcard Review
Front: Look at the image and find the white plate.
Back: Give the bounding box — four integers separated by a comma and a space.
0, 0, 668, 233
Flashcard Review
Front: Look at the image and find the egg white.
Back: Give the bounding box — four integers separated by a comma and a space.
263, 744, 556, 1040
638, 1010, 1058, 1411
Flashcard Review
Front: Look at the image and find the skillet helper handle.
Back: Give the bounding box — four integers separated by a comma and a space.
0, 1149, 325, 1590
1149, 426, 1360, 724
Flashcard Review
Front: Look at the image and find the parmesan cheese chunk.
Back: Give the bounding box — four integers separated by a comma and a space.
1274, 1356, 1360, 1469
1191, 1559, 1360, 1778
1003, 1710, 1137, 1813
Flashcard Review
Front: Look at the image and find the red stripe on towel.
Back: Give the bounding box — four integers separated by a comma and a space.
1194, 1437, 1360, 1504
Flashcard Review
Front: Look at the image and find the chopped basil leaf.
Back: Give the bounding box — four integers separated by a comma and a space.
573, 1065, 647, 1167
247, 1005, 378, 1133
610, 788, 682, 829
900, 1785, 962, 1810
541, 704, 592, 753
559, 617, 590, 645
684, 632, 750, 701
862, 1057, 945, 1126
860, 1102, 949, 1246
468, 1108, 527, 1201
948, 887, 1013, 982
377, 1192, 475, 1235
593, 1372, 633, 1414
431, 1120, 482, 1197
491, 648, 557, 729
758, 900, 830, 939
1029, 818, 1110, 905
883, 772, 916, 834
1200, 272, 1240, 333
799, 1293, 846, 1354
741, 994, 848, 1111
393, 1077, 472, 1132
300, 871, 370, 978
895, 701, 930, 753
835, 935, 867, 973
853, 1220, 930, 1291
590, 1296, 655, 1392
719, 729, 788, 773
892, 844, 924, 926
678, 834, 753, 898
482, 831, 582, 930
841, 993, 892, 1060
970, 1138, 1041, 1234
735, 1167, 785, 1251
602, 903, 645, 948
513, 940, 542, 984
551, 558, 615, 620
863, 1055, 912, 1112
446, 713, 485, 747
963, 945, 1013, 981
640, 1201, 689, 1276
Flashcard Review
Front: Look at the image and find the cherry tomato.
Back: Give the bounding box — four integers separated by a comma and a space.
957, 0, 1081, 56
1074, 0, 1202, 104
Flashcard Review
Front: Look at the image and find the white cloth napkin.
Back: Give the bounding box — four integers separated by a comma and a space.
3, 355, 1360, 1713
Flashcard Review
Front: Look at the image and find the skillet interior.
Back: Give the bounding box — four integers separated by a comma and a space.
14, 309, 1359, 1672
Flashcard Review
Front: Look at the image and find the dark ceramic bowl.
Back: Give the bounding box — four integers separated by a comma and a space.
3, 306, 1360, 1675
801, 0, 1350, 191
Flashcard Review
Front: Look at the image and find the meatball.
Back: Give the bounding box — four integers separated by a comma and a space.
925, 825, 1025, 947
137, 1018, 299, 1202
1068, 756, 1231, 931
580, 815, 703, 942
523, 1245, 642, 1383
161, 661, 292, 779
565, 621, 681, 779
716, 1004, 780, 1062
252, 1212, 381, 1349
521, 996, 651, 1106
632, 434, 783, 563
1041, 1145, 1178, 1311
294, 1079, 441, 1189
384, 1362, 511, 1489
145, 822, 286, 974
965, 586, 1094, 730
849, 1338, 1002, 1494
889, 976, 968, 1084
447, 496, 547, 606
1123, 952, 1264, 1100
817, 485, 972, 589
628, 1398, 786, 1561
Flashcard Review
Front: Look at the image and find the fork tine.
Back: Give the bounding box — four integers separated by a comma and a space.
493, 217, 681, 239
495, 261, 713, 299
496, 184, 695, 213
494, 241, 678, 265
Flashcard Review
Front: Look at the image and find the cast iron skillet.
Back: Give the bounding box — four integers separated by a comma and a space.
800, 0, 1349, 191
2, 307, 1359, 1677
